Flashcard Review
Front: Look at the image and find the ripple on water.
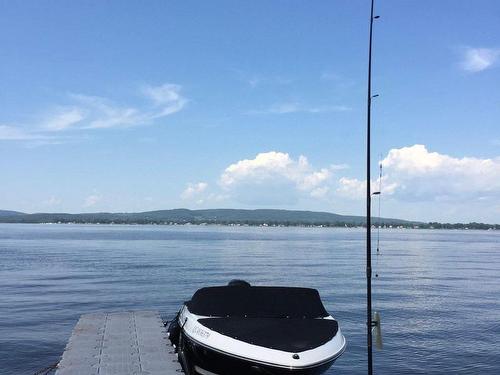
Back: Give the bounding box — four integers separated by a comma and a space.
0, 225, 499, 375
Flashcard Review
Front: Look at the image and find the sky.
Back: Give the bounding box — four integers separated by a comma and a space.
1, 0, 499, 223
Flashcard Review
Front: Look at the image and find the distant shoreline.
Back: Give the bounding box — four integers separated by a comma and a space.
0, 208, 498, 230
0, 221, 498, 231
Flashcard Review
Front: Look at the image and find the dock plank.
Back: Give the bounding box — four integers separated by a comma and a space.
56, 311, 182, 375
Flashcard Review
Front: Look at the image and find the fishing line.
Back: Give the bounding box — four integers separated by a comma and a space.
375, 158, 382, 278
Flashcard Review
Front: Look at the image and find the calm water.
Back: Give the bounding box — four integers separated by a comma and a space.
0, 224, 499, 375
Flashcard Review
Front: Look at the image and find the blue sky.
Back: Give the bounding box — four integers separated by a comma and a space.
1, 0, 499, 222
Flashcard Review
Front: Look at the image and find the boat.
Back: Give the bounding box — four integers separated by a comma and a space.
168, 280, 346, 375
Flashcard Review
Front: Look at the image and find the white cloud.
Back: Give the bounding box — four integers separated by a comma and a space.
330, 163, 349, 171
336, 177, 366, 199
180, 182, 226, 205
336, 145, 500, 202
336, 176, 398, 199
0, 83, 187, 143
0, 125, 60, 147
42, 196, 62, 206
70, 83, 186, 129
0, 125, 40, 140
71, 94, 141, 129
248, 103, 351, 115
141, 83, 188, 118
219, 152, 335, 204
232, 70, 292, 88
321, 72, 341, 81
381, 144, 500, 199
263, 102, 300, 114
460, 47, 500, 72
43, 108, 85, 131
181, 182, 208, 200
176, 146, 500, 221
310, 186, 329, 198
83, 194, 102, 208
307, 105, 351, 113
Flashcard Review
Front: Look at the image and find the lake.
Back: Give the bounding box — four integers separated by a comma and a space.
0, 224, 499, 374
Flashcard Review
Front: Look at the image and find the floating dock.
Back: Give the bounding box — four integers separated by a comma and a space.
56, 310, 183, 375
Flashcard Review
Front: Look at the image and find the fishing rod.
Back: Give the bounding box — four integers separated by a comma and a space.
366, 0, 380, 374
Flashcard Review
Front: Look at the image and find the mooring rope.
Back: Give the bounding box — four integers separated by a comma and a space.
33, 361, 58, 375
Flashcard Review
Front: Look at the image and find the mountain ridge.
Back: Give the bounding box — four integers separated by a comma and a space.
0, 208, 411, 225
0, 208, 497, 229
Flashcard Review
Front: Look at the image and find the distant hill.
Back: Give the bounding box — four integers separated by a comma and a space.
0, 210, 25, 217
0, 208, 413, 226
0, 208, 497, 229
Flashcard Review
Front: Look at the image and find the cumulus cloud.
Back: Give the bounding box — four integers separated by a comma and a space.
381, 144, 500, 200
181, 182, 208, 200
336, 176, 398, 199
172, 146, 500, 222
219, 151, 335, 204
460, 47, 500, 72
336, 177, 366, 199
336, 145, 500, 203
180, 182, 226, 205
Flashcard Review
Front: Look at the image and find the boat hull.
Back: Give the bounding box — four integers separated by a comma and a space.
181, 331, 339, 375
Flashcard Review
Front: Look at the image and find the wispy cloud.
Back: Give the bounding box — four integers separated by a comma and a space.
68, 94, 142, 130
247, 102, 351, 115
83, 193, 102, 208
0, 125, 61, 145
320, 72, 341, 81
247, 76, 292, 88
320, 71, 357, 89
42, 196, 62, 207
232, 70, 292, 88
68, 83, 187, 130
142, 83, 188, 118
460, 47, 500, 73
0, 125, 41, 140
250, 102, 301, 114
43, 108, 85, 131
0, 82, 187, 143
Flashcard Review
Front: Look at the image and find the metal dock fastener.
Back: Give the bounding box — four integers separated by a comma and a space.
56, 310, 183, 375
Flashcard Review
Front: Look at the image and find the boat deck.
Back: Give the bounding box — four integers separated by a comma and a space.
55, 310, 183, 375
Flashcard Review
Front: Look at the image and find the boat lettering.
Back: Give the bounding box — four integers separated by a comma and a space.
191, 325, 210, 338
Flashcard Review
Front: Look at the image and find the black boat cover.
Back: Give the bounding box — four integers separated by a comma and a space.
198, 317, 339, 352
186, 286, 329, 318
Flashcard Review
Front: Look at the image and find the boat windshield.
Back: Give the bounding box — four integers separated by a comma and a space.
187, 286, 329, 318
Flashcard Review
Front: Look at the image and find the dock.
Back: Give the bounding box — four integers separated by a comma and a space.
56, 310, 183, 375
